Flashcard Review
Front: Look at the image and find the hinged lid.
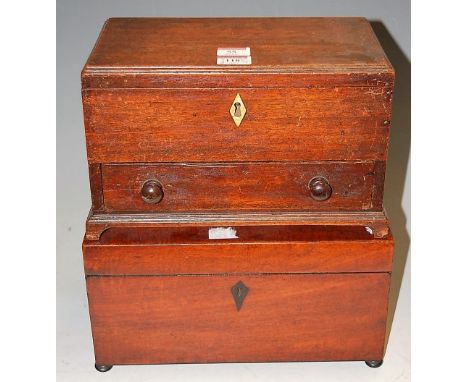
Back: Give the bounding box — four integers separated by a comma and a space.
83, 225, 394, 276
82, 17, 394, 89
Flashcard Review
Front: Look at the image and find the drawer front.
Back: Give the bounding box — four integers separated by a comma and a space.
101, 162, 382, 212
87, 273, 390, 364
83, 88, 391, 163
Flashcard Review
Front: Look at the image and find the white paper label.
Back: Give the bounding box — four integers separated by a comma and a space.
217, 56, 252, 65
217, 47, 252, 65
208, 227, 239, 240
217, 47, 250, 56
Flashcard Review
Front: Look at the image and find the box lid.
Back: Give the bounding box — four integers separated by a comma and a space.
83, 225, 394, 275
82, 17, 394, 88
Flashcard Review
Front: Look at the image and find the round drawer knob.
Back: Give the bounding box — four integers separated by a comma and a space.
141, 180, 164, 204
309, 176, 332, 201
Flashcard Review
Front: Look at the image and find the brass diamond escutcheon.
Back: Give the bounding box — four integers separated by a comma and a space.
229, 93, 246, 127
231, 281, 249, 311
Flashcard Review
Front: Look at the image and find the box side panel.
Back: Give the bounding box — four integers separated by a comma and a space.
87, 273, 390, 364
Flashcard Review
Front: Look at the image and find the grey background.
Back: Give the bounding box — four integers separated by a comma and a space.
57, 1, 410, 381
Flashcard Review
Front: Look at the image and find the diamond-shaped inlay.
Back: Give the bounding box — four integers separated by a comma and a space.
229, 93, 246, 127
231, 281, 249, 311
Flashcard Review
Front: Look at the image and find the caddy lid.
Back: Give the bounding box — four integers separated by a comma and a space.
82, 17, 394, 88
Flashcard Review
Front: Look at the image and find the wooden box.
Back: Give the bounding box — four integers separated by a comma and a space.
81, 17, 394, 371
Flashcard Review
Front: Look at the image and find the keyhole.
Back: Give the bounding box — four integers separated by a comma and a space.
237, 287, 242, 297
234, 102, 242, 117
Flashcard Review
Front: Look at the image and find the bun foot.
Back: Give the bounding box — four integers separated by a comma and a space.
365, 360, 383, 368
95, 364, 113, 372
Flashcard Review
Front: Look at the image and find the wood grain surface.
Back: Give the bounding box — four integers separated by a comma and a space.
83, 87, 391, 163
83, 225, 394, 275
100, 162, 383, 212
88, 164, 104, 211
81, 18, 394, 89
87, 273, 390, 365
81, 17, 395, 367
85, 18, 392, 69
84, 210, 391, 241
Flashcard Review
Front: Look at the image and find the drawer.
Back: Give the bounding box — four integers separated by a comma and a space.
87, 273, 390, 365
100, 162, 383, 212
83, 88, 391, 163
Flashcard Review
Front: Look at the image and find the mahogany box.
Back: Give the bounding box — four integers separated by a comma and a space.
81, 17, 394, 371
